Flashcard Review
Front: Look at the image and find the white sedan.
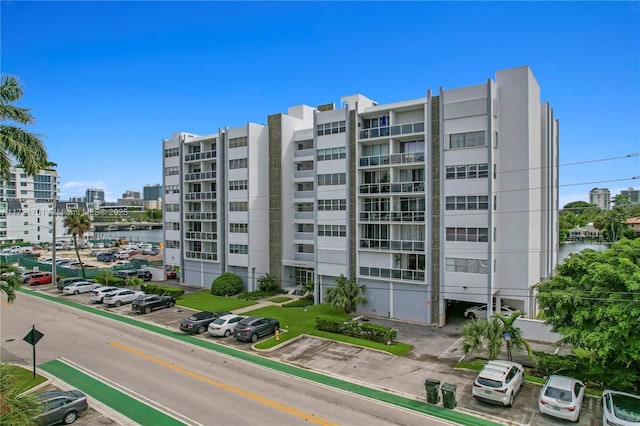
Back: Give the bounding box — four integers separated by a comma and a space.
103, 289, 144, 307
208, 314, 247, 337
464, 304, 520, 320
62, 281, 101, 295
89, 286, 121, 303
539, 375, 585, 422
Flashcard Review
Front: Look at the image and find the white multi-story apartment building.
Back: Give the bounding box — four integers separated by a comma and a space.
163, 65, 559, 324
589, 187, 610, 210
0, 167, 70, 245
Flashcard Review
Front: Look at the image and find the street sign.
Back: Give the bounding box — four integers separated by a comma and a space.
503, 332, 511, 342
23, 327, 44, 346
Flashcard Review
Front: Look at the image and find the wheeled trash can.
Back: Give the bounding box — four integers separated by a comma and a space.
424, 379, 441, 404
441, 383, 457, 409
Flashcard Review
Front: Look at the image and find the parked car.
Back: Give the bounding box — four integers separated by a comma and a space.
113, 260, 131, 267
22, 250, 40, 258
538, 375, 585, 422
472, 360, 525, 407
21, 270, 39, 283
113, 270, 138, 281
63, 281, 101, 295
33, 389, 88, 425
97, 252, 116, 262
57, 277, 88, 291
131, 294, 175, 314
234, 316, 280, 343
208, 314, 247, 337
166, 270, 177, 279
115, 251, 129, 260
136, 270, 152, 281
464, 304, 519, 320
89, 286, 121, 303
103, 289, 145, 307
28, 272, 60, 286
602, 390, 640, 426
179, 311, 232, 335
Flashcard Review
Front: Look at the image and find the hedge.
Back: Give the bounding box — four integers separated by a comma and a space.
141, 283, 184, 299
315, 317, 397, 344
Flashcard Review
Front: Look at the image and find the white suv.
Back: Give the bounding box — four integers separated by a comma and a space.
103, 289, 144, 307
472, 360, 524, 407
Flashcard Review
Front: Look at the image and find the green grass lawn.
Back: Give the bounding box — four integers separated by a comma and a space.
268, 296, 292, 303
175, 292, 413, 356
176, 290, 256, 312
2, 364, 47, 393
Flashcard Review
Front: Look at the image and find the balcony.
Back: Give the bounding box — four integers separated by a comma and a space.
294, 148, 314, 158
359, 121, 424, 140
359, 266, 425, 282
185, 171, 216, 181
359, 182, 424, 195
294, 252, 314, 262
359, 151, 425, 167
295, 190, 314, 199
185, 251, 217, 261
184, 212, 217, 221
359, 211, 425, 222
185, 231, 217, 241
294, 232, 315, 241
294, 211, 315, 220
294, 170, 315, 179
184, 191, 216, 201
184, 150, 216, 162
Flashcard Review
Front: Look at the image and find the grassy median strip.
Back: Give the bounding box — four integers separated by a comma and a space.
22, 288, 500, 426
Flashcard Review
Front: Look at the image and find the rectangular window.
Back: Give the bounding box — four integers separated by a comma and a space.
444, 163, 488, 180
445, 257, 488, 274
445, 195, 489, 210
165, 203, 180, 212
164, 147, 179, 158
229, 244, 248, 254
229, 158, 248, 169
317, 146, 346, 161
318, 199, 346, 211
228, 180, 248, 190
317, 120, 347, 136
445, 227, 488, 242
164, 166, 179, 176
317, 224, 346, 237
449, 131, 486, 149
229, 136, 248, 148
229, 202, 248, 211
318, 173, 346, 186
229, 223, 248, 233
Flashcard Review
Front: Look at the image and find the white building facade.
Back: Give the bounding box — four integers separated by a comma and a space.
163, 66, 559, 324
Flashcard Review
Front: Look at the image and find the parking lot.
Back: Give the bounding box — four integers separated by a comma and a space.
30, 283, 603, 426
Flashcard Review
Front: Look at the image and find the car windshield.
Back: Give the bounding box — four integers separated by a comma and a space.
189, 312, 212, 320
212, 318, 225, 325
544, 387, 572, 402
612, 394, 640, 422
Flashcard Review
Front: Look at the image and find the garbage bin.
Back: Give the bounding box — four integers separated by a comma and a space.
441, 383, 457, 409
424, 379, 441, 404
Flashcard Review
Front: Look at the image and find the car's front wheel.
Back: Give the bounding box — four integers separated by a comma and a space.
466, 312, 476, 320
63, 410, 78, 424
251, 333, 258, 343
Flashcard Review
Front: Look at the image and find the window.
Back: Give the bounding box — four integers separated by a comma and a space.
445, 227, 489, 242
445, 195, 489, 210
445, 163, 489, 180
318, 199, 346, 211
229, 223, 248, 233
229, 180, 248, 190
229, 244, 248, 254
318, 224, 346, 237
165, 185, 179, 194
164, 147, 179, 158
165, 203, 180, 212
446, 257, 488, 274
229, 158, 248, 169
166, 240, 180, 249
449, 131, 486, 149
167, 222, 180, 231
229, 202, 248, 211
229, 136, 248, 148
317, 146, 346, 161
164, 166, 179, 176
318, 173, 346, 186
317, 120, 346, 136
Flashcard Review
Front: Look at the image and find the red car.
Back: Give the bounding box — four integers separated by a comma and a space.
27, 272, 60, 285
166, 270, 177, 279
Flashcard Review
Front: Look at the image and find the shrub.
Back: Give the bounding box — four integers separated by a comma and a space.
141, 283, 184, 299
315, 317, 397, 344
211, 272, 243, 296
257, 273, 279, 293
283, 298, 314, 308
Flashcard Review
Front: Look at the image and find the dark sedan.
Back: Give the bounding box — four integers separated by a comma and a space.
34, 389, 88, 425
179, 310, 232, 334
131, 294, 175, 314
234, 316, 280, 343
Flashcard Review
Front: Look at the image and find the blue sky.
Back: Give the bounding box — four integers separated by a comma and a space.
2, 1, 639, 205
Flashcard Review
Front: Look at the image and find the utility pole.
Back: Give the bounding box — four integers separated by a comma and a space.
51, 200, 57, 287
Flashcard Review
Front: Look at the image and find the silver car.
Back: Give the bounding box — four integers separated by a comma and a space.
208, 314, 247, 337
89, 286, 120, 303
62, 281, 101, 295
602, 390, 640, 426
472, 360, 524, 407
34, 389, 88, 425
538, 375, 585, 422
103, 289, 144, 307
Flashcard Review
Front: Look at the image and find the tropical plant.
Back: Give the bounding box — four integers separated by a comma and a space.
63, 210, 92, 278
257, 273, 279, 293
324, 274, 367, 314
492, 311, 530, 361
94, 270, 121, 287
0, 265, 21, 303
462, 318, 505, 360
0, 74, 49, 180
0, 363, 42, 425
127, 277, 143, 291
211, 272, 243, 296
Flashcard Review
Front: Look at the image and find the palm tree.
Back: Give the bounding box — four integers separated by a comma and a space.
0, 74, 49, 180
0, 364, 43, 424
324, 274, 367, 314
0, 265, 21, 303
63, 210, 92, 278
492, 311, 531, 361
462, 319, 505, 360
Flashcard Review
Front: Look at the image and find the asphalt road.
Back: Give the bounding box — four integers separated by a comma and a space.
1, 291, 453, 426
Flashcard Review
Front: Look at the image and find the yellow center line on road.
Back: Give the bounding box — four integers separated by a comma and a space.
1, 299, 11, 306
109, 341, 338, 426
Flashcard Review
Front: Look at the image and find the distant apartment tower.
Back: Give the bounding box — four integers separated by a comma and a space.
162, 65, 559, 324
620, 187, 640, 206
143, 184, 162, 201
85, 188, 105, 204
122, 190, 141, 199
589, 187, 610, 210
0, 167, 67, 244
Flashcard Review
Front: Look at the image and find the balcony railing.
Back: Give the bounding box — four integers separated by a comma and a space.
359, 151, 425, 167
185, 231, 217, 241
294, 211, 315, 220
185, 151, 216, 162
294, 252, 314, 262
185, 171, 216, 181
359, 121, 424, 140
185, 251, 217, 261
359, 182, 424, 195
294, 232, 315, 241
359, 239, 424, 252
294, 170, 315, 179
294, 148, 314, 158
359, 211, 425, 222
184, 212, 217, 221
359, 266, 425, 282
295, 190, 314, 199
184, 192, 216, 201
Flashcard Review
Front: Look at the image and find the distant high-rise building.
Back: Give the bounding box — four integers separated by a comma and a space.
589, 188, 611, 210
619, 187, 639, 205
122, 190, 141, 199
69, 196, 85, 203
143, 184, 162, 201
85, 188, 105, 204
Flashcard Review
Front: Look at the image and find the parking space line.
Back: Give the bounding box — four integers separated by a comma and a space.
439, 337, 465, 361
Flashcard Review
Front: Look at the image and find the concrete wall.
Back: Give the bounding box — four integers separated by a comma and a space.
514, 318, 561, 343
